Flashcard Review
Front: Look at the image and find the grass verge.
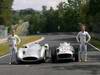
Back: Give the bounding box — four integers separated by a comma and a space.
90, 37, 100, 49
0, 35, 41, 56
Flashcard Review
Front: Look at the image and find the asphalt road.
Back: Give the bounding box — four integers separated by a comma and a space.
0, 33, 100, 75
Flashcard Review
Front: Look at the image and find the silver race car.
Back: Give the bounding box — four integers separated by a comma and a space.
51, 42, 79, 63
16, 43, 49, 63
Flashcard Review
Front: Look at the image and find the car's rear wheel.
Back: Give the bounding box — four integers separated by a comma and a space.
74, 48, 79, 62
51, 49, 57, 63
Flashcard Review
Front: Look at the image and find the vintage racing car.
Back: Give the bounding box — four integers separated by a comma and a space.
16, 43, 49, 63
51, 42, 79, 62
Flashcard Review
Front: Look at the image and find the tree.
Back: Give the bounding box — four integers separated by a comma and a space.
88, 0, 100, 32
0, 0, 13, 26
57, 1, 79, 32
27, 0, 100, 34
28, 11, 46, 34
44, 7, 58, 32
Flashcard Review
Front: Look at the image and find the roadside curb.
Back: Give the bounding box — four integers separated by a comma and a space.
23, 37, 45, 47
88, 43, 100, 51
0, 53, 10, 59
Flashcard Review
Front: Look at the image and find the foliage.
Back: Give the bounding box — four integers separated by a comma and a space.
1, 0, 100, 33
0, 0, 13, 26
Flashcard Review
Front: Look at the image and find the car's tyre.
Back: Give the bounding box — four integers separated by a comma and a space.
16, 56, 23, 64
43, 50, 47, 63
16, 59, 22, 64
51, 49, 57, 63
39, 50, 47, 63
74, 48, 79, 62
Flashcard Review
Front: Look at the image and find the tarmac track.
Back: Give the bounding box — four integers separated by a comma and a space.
0, 33, 100, 75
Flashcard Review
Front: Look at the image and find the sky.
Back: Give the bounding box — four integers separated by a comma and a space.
12, 0, 67, 10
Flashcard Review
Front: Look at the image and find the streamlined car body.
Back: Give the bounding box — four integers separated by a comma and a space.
16, 43, 49, 63
51, 42, 78, 62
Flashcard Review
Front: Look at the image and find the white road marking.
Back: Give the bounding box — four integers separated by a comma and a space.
0, 53, 10, 59
88, 43, 100, 51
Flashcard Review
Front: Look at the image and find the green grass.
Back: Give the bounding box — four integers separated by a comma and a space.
90, 37, 100, 49
0, 35, 41, 56
0, 43, 9, 56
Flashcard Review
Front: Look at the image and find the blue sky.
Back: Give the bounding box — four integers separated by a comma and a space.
12, 0, 66, 10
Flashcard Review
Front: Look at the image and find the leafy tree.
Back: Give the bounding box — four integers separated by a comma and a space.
88, 0, 100, 32
27, 0, 100, 33
0, 0, 13, 26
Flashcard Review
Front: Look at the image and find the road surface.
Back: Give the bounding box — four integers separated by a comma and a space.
0, 33, 100, 75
